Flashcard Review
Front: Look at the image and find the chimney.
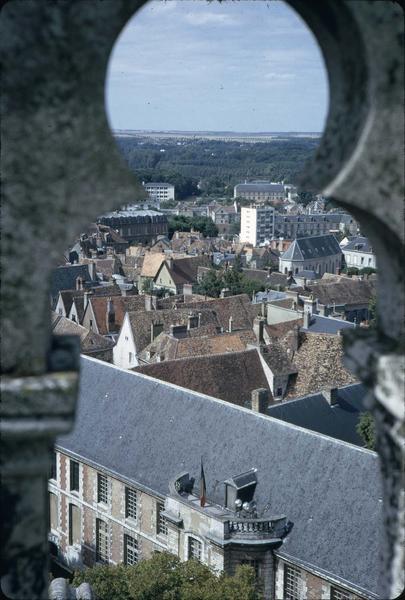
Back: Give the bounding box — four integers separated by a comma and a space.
87, 261, 96, 280
166, 257, 173, 270
322, 388, 338, 406
145, 295, 152, 311
106, 298, 115, 333
253, 317, 265, 344
303, 309, 311, 329
198, 312, 202, 328
251, 388, 269, 414
150, 322, 163, 342
261, 300, 267, 318
303, 294, 317, 315
76, 276, 83, 291
228, 316, 233, 333
183, 283, 193, 297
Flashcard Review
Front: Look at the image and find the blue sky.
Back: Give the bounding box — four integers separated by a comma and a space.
106, 0, 328, 132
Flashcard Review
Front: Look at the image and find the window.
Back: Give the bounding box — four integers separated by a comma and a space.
124, 533, 138, 565
125, 487, 137, 520
331, 587, 352, 600
70, 460, 80, 492
128, 352, 132, 363
50, 451, 57, 480
69, 504, 81, 546
284, 564, 301, 600
49, 492, 58, 531
97, 473, 108, 504
276, 387, 283, 397
95, 519, 108, 563
156, 501, 167, 536
89, 319, 93, 329
188, 536, 202, 561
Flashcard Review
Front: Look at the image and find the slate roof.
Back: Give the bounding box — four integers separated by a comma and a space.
308, 278, 376, 307
304, 315, 356, 334
50, 264, 97, 307
268, 383, 367, 447
280, 235, 342, 262
235, 183, 284, 193
58, 357, 383, 599
283, 332, 358, 399
128, 307, 220, 354
134, 349, 272, 408
259, 339, 298, 375
343, 236, 374, 253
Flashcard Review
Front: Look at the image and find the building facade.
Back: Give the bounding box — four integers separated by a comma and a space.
234, 182, 285, 203
342, 237, 376, 269
240, 206, 275, 246
274, 213, 358, 239
143, 182, 175, 203
97, 209, 168, 244
279, 235, 343, 276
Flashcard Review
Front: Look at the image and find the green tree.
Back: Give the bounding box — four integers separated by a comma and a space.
196, 268, 223, 298
72, 553, 259, 600
368, 295, 377, 327
357, 412, 376, 450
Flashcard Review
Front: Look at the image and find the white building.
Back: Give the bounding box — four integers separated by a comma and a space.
341, 236, 376, 269
143, 182, 175, 203
279, 234, 343, 276
234, 181, 285, 203
240, 206, 275, 246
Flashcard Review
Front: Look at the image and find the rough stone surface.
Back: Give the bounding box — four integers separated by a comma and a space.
0, 1, 403, 599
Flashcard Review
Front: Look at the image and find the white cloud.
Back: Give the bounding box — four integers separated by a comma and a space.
184, 11, 238, 27
264, 72, 296, 80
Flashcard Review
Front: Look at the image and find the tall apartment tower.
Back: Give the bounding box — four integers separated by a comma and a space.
240, 205, 275, 246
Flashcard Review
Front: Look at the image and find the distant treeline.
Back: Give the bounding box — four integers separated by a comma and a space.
115, 136, 319, 199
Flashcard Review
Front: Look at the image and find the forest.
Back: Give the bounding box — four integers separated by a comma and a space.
115, 136, 319, 200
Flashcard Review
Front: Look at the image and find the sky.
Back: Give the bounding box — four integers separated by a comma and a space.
106, 0, 328, 133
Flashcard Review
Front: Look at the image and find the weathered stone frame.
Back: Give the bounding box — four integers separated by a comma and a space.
1, 1, 403, 598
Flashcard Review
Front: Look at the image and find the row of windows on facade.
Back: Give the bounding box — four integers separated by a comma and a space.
49, 494, 203, 566
50, 454, 167, 532
284, 564, 353, 600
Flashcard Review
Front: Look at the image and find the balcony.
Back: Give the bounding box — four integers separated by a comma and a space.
223, 515, 290, 543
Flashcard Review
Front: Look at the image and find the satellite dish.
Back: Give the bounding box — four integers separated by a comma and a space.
235, 499, 242, 510
242, 501, 250, 512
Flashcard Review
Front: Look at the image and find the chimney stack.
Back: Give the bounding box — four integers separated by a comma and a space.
183, 283, 193, 297
251, 388, 269, 414
303, 309, 312, 329
166, 257, 173, 270
253, 317, 265, 344
106, 298, 115, 333
228, 316, 233, 333
145, 295, 152, 311
322, 388, 338, 406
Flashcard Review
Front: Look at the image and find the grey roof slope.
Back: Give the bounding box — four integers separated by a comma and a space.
58, 357, 383, 599
304, 314, 356, 334
281, 235, 342, 262
268, 383, 367, 446
235, 183, 284, 193
343, 236, 373, 253
50, 264, 97, 307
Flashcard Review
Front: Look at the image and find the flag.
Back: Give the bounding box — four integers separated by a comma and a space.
199, 459, 207, 508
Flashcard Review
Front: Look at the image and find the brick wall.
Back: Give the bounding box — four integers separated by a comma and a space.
275, 558, 367, 600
